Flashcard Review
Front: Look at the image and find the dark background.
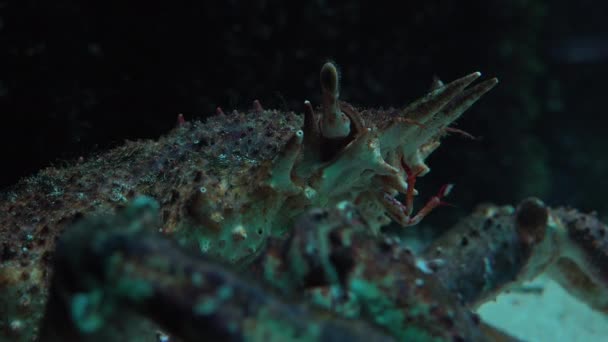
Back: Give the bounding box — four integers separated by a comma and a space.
1, 0, 607, 225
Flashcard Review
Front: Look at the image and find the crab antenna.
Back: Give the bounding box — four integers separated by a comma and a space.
320, 62, 351, 139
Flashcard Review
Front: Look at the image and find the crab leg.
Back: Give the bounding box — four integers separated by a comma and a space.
379, 155, 453, 227
406, 183, 454, 225
400, 157, 423, 216
380, 181, 453, 227
42, 200, 394, 342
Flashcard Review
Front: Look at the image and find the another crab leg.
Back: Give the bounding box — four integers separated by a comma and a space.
422, 198, 553, 307
41, 199, 395, 342
422, 198, 608, 316
548, 207, 608, 313
250, 202, 493, 341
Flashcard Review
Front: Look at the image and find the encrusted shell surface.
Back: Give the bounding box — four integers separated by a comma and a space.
0, 63, 497, 340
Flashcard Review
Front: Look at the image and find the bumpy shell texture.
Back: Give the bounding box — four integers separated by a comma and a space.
1, 62, 499, 265
0, 62, 496, 339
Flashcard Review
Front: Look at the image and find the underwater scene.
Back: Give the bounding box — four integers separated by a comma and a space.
1, 1, 607, 341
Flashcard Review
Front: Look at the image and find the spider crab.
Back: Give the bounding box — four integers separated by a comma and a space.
7, 61, 605, 341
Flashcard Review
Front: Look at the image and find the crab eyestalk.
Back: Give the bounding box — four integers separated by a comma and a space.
320, 62, 351, 139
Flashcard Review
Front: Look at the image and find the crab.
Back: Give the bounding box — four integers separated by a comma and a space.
2, 61, 605, 341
